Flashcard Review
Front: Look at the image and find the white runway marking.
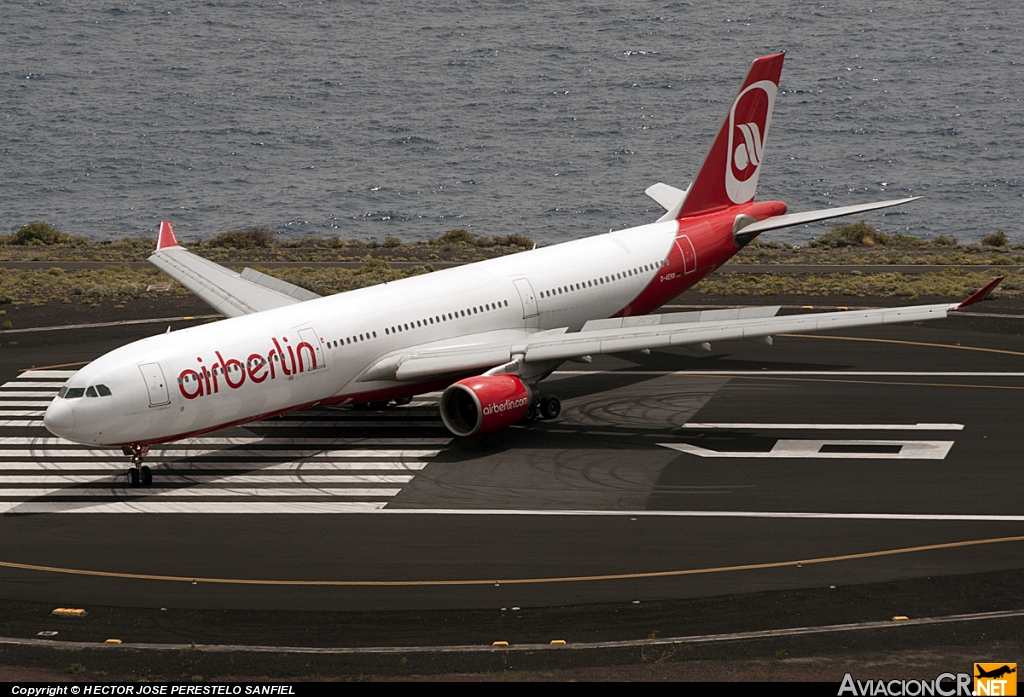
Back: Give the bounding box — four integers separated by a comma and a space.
0, 373, 447, 509
0, 381, 66, 389
19, 371, 78, 379
660, 440, 955, 460
0, 474, 417, 485
0, 461, 431, 472
682, 423, 964, 431
0, 501, 390, 514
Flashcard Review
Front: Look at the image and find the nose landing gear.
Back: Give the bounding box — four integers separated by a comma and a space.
122, 445, 152, 487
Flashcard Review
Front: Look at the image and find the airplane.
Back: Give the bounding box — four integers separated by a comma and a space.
43, 53, 1002, 487
976, 666, 1017, 680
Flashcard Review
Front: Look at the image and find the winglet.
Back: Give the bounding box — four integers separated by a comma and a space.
156, 221, 180, 250
953, 276, 1004, 311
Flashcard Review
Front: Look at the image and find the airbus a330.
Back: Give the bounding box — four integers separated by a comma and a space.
43, 53, 1001, 486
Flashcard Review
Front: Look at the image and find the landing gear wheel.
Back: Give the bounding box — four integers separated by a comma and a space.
540, 396, 561, 420
128, 468, 140, 487
370, 400, 390, 410
140, 465, 152, 487
523, 403, 539, 422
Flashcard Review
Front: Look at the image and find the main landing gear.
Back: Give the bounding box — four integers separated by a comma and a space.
122, 445, 152, 488
524, 395, 561, 422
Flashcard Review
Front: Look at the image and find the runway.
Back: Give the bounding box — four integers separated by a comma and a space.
0, 310, 1022, 620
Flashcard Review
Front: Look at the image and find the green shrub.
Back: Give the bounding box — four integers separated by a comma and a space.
982, 230, 1008, 248
87, 284, 109, 298
435, 229, 474, 245
282, 272, 317, 292
206, 225, 277, 248
496, 233, 534, 248
382, 235, 403, 248
8, 222, 89, 246
810, 221, 890, 248
932, 235, 959, 246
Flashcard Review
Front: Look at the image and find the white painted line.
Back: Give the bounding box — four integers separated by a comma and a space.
0, 501, 390, 514
0, 448, 444, 460
0, 382, 65, 388
682, 423, 964, 431
0, 505, 1023, 520
0, 411, 44, 417
0, 474, 416, 485
0, 461, 431, 472
0, 392, 58, 398
0, 436, 449, 446
0, 401, 55, 407
551, 370, 1024, 377
0, 420, 43, 427
660, 440, 954, 460
0, 487, 403, 498
19, 370, 78, 379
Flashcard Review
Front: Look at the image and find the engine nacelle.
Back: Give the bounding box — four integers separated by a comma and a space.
440, 374, 532, 437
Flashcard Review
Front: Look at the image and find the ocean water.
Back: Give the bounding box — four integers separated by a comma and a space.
2, 0, 1022, 245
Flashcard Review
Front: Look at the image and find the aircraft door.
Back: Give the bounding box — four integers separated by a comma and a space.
675, 235, 697, 274
297, 328, 325, 371
139, 362, 171, 407
512, 278, 539, 319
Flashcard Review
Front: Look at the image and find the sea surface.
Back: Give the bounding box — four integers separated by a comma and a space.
2, 0, 1022, 245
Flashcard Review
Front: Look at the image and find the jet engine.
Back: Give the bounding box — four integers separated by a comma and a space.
440, 374, 532, 437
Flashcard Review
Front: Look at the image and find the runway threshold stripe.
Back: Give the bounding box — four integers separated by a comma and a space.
0, 487, 403, 497
0, 437, 448, 446
4, 608, 1022, 655
0, 474, 416, 484
0, 461, 431, 471
0, 534, 1021, 586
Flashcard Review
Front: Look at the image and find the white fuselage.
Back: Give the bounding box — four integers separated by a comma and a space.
45, 220, 689, 446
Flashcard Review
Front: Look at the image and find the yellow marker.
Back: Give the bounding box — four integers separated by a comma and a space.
801, 306, 814, 310
550, 640, 566, 645
51, 608, 86, 616
104, 639, 122, 644
892, 615, 910, 621
837, 306, 849, 311
492, 641, 509, 647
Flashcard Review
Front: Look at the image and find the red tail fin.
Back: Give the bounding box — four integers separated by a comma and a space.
677, 53, 785, 218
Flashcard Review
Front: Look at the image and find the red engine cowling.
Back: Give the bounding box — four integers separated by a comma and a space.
440, 374, 532, 437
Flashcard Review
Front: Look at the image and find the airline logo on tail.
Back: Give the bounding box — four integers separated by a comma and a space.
725, 80, 776, 204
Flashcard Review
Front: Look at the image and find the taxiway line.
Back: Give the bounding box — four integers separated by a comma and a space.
0, 534, 1021, 586
5, 608, 1023, 655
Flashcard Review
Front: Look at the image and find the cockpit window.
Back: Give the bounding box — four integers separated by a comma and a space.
96, 384, 112, 396
64, 388, 85, 399
57, 386, 68, 398
86, 386, 98, 397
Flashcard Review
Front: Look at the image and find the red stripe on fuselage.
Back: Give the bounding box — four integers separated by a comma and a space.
615, 200, 786, 317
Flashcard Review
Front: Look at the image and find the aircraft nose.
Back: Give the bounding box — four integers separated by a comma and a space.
43, 399, 75, 438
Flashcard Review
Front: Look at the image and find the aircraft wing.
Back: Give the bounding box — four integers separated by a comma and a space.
361, 278, 1003, 383
735, 197, 920, 239
148, 222, 320, 317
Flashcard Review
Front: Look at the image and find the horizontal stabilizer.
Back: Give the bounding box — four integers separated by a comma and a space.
736, 197, 919, 239
645, 182, 688, 212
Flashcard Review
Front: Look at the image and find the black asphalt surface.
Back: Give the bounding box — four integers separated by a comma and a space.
0, 302, 1022, 677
